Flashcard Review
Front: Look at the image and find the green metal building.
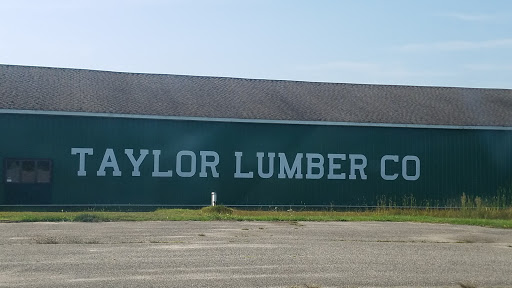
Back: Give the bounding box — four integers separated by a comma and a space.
1, 64, 512, 207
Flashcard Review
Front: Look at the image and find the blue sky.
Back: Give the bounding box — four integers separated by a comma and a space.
1, 0, 511, 88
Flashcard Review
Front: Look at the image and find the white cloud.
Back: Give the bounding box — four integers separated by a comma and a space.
296, 61, 454, 82
464, 64, 512, 71
398, 39, 512, 52
298, 61, 378, 72
439, 13, 495, 22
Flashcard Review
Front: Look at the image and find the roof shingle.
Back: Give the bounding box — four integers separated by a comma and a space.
1, 64, 512, 126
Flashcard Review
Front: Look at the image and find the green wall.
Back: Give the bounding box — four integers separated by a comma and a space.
1, 112, 511, 206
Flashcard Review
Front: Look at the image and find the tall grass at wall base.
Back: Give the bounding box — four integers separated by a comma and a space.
1, 208, 512, 228
375, 186, 512, 210
1, 191, 512, 228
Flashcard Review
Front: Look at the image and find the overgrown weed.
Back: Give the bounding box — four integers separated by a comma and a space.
1, 192, 512, 228
201, 205, 234, 215
73, 213, 107, 222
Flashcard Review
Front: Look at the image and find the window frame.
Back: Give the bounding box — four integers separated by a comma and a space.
4, 158, 53, 184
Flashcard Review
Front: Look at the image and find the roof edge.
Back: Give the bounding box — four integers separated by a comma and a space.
2, 109, 512, 131
1, 63, 509, 91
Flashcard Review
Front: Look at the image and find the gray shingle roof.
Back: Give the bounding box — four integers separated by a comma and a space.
1, 64, 512, 126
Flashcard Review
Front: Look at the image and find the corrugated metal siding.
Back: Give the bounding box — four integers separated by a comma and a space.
1, 113, 511, 206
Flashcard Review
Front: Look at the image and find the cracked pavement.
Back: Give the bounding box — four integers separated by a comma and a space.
1, 221, 511, 287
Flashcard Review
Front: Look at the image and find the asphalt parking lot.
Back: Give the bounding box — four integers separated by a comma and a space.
1, 221, 511, 288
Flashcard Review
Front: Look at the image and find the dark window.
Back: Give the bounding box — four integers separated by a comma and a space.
4, 159, 52, 184
5, 160, 21, 183
21, 161, 36, 183
36, 161, 51, 183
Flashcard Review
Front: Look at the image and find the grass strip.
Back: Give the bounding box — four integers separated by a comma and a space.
0, 207, 512, 228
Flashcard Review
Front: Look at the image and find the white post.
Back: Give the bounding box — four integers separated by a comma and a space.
211, 192, 217, 206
